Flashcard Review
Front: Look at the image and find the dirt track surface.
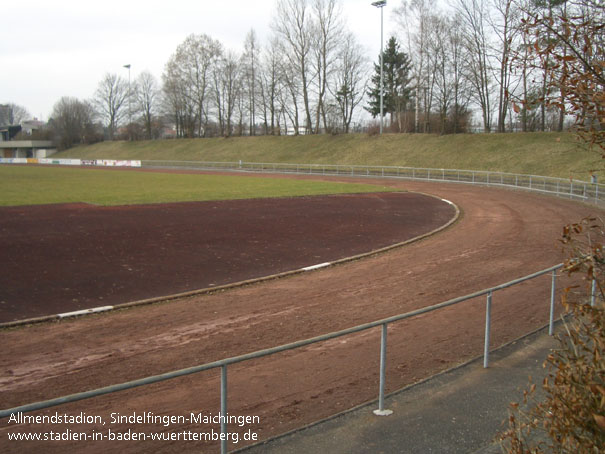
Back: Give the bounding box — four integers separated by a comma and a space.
1, 175, 601, 454
0, 192, 454, 323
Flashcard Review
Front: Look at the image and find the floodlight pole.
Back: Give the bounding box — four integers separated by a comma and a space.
372, 1, 386, 135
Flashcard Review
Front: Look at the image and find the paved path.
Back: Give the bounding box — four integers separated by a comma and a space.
239, 326, 556, 454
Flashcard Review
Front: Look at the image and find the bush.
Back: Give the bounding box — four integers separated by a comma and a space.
366, 121, 381, 136
499, 217, 605, 453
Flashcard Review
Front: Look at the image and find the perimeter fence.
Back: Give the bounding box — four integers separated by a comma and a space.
142, 159, 605, 207
1, 263, 568, 454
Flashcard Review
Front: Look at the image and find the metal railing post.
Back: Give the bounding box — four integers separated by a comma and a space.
483, 291, 492, 368
591, 278, 597, 307
373, 323, 393, 416
549, 271, 557, 335
221, 365, 228, 454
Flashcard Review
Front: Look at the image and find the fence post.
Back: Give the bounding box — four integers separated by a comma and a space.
373, 324, 393, 416
484, 291, 492, 368
221, 365, 228, 454
549, 271, 557, 336
591, 278, 597, 307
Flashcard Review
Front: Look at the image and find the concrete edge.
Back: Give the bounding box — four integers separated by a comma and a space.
0, 192, 460, 329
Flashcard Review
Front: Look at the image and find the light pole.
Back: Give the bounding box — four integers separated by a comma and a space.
372, 0, 386, 135
123, 64, 131, 140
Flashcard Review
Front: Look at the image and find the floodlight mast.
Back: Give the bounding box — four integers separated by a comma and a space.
372, 1, 386, 135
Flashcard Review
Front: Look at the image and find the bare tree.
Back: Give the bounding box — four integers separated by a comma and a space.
258, 37, 283, 135
489, 0, 520, 132
394, 0, 439, 132
280, 56, 303, 134
49, 97, 97, 149
162, 34, 223, 138
213, 51, 242, 137
135, 70, 160, 139
447, 13, 472, 133
519, 0, 605, 154
93, 73, 129, 140
272, 0, 314, 134
0, 103, 31, 125
331, 32, 368, 133
311, 0, 344, 133
243, 29, 260, 135
457, 0, 494, 132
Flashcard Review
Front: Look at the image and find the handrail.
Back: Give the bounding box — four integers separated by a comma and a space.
0, 264, 564, 451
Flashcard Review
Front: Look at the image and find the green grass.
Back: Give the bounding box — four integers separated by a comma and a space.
0, 166, 394, 207
57, 132, 604, 181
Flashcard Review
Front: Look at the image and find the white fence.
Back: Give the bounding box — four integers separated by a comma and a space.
142, 160, 605, 206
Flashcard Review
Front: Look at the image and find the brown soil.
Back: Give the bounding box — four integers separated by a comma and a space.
0, 174, 600, 454
0, 191, 453, 322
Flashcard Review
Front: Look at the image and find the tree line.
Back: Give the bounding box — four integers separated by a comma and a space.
366, 0, 602, 135
4, 0, 603, 149
44, 0, 369, 149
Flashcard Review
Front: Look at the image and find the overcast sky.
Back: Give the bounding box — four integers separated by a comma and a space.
1, 0, 398, 121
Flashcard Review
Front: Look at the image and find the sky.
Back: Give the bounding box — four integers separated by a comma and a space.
1, 0, 398, 122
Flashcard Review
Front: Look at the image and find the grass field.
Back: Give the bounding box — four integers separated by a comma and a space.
56, 132, 604, 181
0, 166, 394, 207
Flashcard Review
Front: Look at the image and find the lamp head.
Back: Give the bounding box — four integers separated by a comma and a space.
371, 0, 386, 7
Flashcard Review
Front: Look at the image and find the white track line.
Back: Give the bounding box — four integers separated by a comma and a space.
58, 306, 114, 319
301, 262, 332, 272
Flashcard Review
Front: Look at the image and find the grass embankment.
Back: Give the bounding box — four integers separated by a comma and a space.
57, 132, 603, 180
0, 166, 393, 207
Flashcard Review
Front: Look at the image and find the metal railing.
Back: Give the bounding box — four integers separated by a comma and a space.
1, 263, 564, 453
142, 160, 605, 206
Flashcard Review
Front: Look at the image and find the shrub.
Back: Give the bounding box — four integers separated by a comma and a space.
499, 217, 605, 453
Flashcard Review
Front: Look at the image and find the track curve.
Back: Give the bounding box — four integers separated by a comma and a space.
1, 176, 602, 454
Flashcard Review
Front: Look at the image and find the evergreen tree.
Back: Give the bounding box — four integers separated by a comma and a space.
365, 36, 413, 127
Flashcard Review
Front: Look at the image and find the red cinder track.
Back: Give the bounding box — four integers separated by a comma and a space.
0, 174, 600, 454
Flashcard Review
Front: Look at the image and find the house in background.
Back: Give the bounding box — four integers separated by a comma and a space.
0, 108, 57, 158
